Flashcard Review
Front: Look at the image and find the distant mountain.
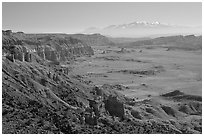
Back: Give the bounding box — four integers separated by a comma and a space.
68, 33, 115, 46
108, 37, 151, 44
125, 35, 202, 50
83, 21, 201, 38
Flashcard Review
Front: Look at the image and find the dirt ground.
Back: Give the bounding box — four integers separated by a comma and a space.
70, 45, 202, 99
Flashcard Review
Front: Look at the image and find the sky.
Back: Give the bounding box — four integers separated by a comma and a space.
2, 2, 202, 34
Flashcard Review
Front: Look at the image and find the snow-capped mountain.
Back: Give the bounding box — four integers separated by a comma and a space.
104, 21, 171, 29
83, 21, 201, 37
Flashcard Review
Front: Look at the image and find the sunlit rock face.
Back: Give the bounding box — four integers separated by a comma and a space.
2, 31, 94, 62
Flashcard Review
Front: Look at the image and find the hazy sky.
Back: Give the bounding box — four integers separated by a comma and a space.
2, 2, 202, 33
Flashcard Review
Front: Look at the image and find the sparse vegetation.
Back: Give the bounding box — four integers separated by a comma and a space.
2, 30, 202, 134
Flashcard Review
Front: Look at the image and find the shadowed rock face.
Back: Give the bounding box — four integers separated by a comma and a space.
104, 95, 125, 118
2, 31, 94, 62
161, 90, 184, 97
2, 30, 12, 36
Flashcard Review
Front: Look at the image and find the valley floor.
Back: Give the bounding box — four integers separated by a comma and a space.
70, 45, 202, 99
68, 45, 202, 133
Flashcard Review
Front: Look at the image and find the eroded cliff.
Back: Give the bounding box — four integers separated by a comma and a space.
2, 30, 94, 63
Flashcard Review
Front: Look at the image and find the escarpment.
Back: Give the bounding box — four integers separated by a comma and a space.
2, 30, 94, 63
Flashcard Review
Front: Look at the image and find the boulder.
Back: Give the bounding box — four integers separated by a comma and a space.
94, 87, 103, 96
6, 54, 15, 62
85, 114, 97, 126
104, 95, 125, 119
25, 52, 32, 62
88, 99, 101, 117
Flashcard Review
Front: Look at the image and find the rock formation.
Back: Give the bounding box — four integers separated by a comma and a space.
2, 31, 94, 63
104, 95, 125, 119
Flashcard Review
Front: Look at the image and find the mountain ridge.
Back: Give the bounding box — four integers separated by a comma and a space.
122, 34, 202, 50
83, 21, 201, 37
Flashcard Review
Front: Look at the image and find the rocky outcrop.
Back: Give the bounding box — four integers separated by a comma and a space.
3, 45, 33, 62
2, 30, 12, 36
104, 95, 125, 119
2, 30, 94, 63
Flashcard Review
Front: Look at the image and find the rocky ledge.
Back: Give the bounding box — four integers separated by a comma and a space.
2, 30, 94, 63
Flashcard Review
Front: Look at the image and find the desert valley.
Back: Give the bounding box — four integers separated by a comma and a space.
2, 30, 202, 134
2, 2, 202, 134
